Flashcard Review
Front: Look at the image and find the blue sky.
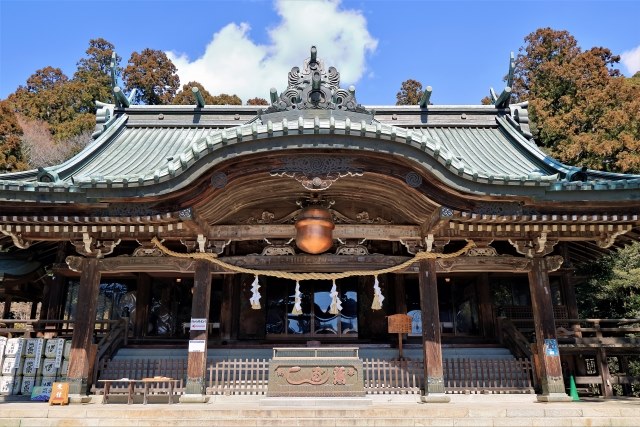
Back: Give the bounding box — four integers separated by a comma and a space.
1, 0, 639, 105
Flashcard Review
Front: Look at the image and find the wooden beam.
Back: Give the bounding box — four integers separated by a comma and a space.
63, 253, 535, 275
134, 273, 151, 338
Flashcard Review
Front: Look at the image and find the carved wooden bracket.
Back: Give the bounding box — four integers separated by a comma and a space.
335, 243, 369, 256
1, 230, 31, 249
261, 244, 296, 256
66, 255, 83, 272
132, 240, 165, 257
180, 239, 197, 253
208, 240, 230, 255
545, 255, 564, 272
509, 233, 557, 258
71, 233, 120, 258
596, 227, 632, 248
400, 239, 423, 255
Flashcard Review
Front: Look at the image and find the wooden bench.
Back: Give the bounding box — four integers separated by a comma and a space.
98, 378, 181, 404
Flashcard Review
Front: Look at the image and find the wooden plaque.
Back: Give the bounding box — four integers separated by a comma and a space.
48, 382, 69, 405
387, 314, 412, 334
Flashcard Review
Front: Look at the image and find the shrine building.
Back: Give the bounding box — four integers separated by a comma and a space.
1, 47, 640, 403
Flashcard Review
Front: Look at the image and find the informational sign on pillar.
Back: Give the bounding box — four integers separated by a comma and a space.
188, 340, 206, 353
190, 318, 207, 331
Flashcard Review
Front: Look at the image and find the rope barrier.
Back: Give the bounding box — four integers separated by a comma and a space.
151, 237, 475, 280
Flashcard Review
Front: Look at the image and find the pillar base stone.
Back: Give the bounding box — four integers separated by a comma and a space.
68, 394, 92, 404
536, 393, 572, 402
420, 393, 450, 403
179, 393, 209, 403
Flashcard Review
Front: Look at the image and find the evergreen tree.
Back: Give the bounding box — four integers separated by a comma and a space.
0, 100, 27, 172
123, 49, 180, 105
396, 79, 424, 105
512, 28, 640, 173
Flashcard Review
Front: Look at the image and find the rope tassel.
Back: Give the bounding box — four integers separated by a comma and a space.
291, 281, 302, 315
249, 275, 261, 309
329, 280, 342, 315
371, 275, 384, 310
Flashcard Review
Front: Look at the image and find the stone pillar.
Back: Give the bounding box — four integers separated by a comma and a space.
67, 257, 101, 401
528, 257, 570, 401
181, 260, 212, 402
418, 259, 449, 403
134, 273, 151, 339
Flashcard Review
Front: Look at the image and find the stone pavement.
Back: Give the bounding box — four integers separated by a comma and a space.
0, 394, 639, 426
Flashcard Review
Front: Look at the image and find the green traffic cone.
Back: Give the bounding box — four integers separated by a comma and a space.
569, 375, 580, 401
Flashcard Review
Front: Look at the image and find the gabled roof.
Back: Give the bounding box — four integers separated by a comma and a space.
1, 47, 639, 204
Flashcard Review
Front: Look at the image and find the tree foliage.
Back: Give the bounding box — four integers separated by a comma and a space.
210, 93, 242, 105
246, 97, 269, 106
74, 38, 120, 113
0, 100, 27, 172
123, 49, 180, 105
396, 79, 424, 105
513, 28, 640, 173
173, 81, 217, 105
576, 242, 640, 318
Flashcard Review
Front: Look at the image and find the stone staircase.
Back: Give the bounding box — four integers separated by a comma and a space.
1, 395, 638, 426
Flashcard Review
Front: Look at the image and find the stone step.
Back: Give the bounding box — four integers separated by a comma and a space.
0, 396, 638, 427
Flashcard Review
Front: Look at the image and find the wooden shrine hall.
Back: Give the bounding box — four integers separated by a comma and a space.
1, 47, 640, 402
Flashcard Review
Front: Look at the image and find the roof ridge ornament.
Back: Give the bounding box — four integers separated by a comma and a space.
260, 46, 373, 122
489, 52, 514, 109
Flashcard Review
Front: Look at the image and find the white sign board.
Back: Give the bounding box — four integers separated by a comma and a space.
190, 318, 207, 331
188, 340, 206, 353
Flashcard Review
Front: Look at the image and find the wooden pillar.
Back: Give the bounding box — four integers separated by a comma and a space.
220, 274, 234, 341
30, 301, 38, 319
182, 260, 212, 401
477, 273, 494, 339
41, 242, 69, 323
67, 257, 101, 398
2, 295, 12, 319
596, 346, 613, 397
134, 273, 151, 338
418, 259, 449, 402
394, 274, 407, 314
528, 257, 570, 401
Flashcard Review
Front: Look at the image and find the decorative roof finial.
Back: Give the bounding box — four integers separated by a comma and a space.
489, 52, 514, 109
260, 46, 372, 121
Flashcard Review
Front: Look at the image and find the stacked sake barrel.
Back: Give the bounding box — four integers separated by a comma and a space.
0, 337, 71, 396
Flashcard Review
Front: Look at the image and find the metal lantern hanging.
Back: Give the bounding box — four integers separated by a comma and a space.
295, 206, 335, 254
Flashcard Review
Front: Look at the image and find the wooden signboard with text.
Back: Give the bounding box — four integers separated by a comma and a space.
48, 382, 69, 405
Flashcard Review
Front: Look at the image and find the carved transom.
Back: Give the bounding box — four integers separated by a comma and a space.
270, 156, 363, 191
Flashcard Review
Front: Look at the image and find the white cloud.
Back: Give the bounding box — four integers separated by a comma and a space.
166, 0, 377, 102
621, 45, 640, 76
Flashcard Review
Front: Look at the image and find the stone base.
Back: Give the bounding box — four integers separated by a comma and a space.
179, 393, 209, 403
261, 397, 373, 407
420, 393, 450, 403
536, 393, 572, 402
68, 394, 92, 404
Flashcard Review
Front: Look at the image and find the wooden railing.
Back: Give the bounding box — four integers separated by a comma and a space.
362, 358, 422, 394
561, 319, 640, 342
497, 317, 534, 360
444, 358, 535, 394
206, 358, 269, 395
93, 356, 538, 396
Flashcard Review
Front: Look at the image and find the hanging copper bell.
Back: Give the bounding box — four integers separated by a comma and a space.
295, 206, 335, 254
